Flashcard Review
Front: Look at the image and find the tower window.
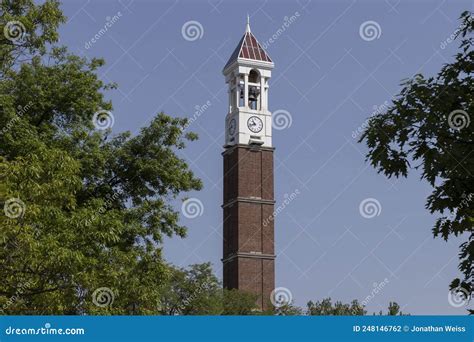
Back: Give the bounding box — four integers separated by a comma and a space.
248, 70, 260, 110
248, 86, 260, 109
249, 69, 259, 83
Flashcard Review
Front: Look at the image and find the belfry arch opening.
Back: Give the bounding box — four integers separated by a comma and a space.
248, 69, 261, 110
249, 69, 259, 83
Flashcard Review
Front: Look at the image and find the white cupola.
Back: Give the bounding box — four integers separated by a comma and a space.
223, 16, 274, 147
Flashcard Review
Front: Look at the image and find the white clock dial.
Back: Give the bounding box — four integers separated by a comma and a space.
228, 118, 236, 136
247, 116, 263, 133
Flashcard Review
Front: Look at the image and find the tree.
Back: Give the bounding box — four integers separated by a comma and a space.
221, 289, 259, 315
307, 298, 366, 316
158, 263, 222, 315
271, 303, 304, 316
0, 0, 202, 314
0, 0, 64, 78
359, 11, 473, 310
305, 298, 405, 316
386, 302, 403, 316
158, 263, 258, 315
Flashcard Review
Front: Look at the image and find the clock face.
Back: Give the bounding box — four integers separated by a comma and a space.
228, 118, 236, 136
247, 116, 263, 133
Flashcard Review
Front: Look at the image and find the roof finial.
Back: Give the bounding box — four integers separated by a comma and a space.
246, 14, 251, 32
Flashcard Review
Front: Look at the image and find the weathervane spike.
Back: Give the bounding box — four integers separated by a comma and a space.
246, 14, 251, 32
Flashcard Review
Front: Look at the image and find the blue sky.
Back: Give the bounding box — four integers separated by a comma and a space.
59, 0, 473, 314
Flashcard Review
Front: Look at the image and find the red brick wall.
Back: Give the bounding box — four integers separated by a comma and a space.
223, 146, 274, 201
222, 145, 275, 311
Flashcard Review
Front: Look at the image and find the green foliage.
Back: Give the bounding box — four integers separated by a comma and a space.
307, 298, 366, 316
305, 298, 406, 316
359, 11, 474, 302
271, 303, 304, 316
0, 0, 201, 314
157, 263, 258, 315
158, 263, 222, 315
0, 0, 65, 77
221, 289, 259, 315
386, 302, 403, 316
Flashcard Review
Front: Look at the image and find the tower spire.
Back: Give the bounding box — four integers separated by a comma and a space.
246, 14, 251, 32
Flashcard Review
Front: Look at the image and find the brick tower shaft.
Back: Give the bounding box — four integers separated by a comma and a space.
222, 145, 275, 310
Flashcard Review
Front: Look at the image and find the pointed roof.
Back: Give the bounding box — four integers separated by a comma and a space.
223, 17, 273, 73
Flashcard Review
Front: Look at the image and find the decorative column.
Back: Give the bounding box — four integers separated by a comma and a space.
244, 73, 249, 109
235, 76, 240, 109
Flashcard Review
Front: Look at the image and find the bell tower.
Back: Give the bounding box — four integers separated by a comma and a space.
222, 17, 275, 310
